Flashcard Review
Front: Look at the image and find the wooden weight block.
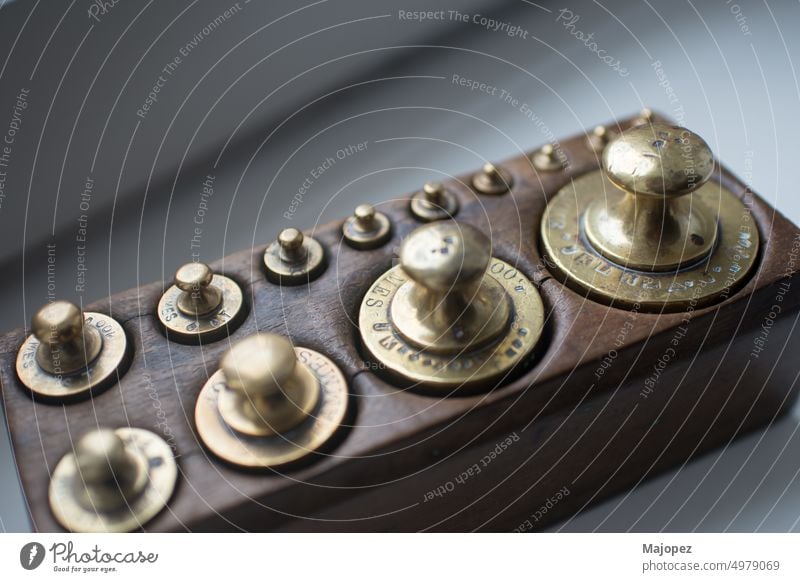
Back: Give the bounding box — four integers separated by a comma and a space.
1, 112, 798, 531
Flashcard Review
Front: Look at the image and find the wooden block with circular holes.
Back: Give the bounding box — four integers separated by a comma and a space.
1, 112, 799, 532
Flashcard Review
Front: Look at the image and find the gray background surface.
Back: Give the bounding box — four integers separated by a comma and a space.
1, 0, 799, 531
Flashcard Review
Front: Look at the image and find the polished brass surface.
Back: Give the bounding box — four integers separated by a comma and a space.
472, 163, 513, 195
410, 181, 459, 221
264, 228, 326, 284
342, 203, 392, 249
16, 303, 128, 400
584, 123, 717, 271
359, 221, 544, 392
158, 262, 245, 343
541, 124, 759, 311
217, 334, 320, 437
48, 427, 177, 532
195, 337, 348, 469
531, 144, 564, 171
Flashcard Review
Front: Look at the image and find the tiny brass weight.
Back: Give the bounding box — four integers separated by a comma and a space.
586, 125, 613, 153
541, 122, 759, 311
158, 262, 245, 343
531, 144, 564, 171
410, 181, 460, 221
472, 163, 513, 195
342, 203, 392, 250
195, 333, 348, 469
16, 300, 129, 400
264, 228, 326, 285
359, 221, 545, 392
48, 427, 177, 532
633, 107, 654, 127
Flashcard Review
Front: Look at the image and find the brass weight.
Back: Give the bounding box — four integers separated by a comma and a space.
359, 221, 544, 393
541, 122, 759, 311
16, 301, 129, 400
342, 203, 392, 250
472, 163, 513, 195
264, 228, 326, 285
195, 333, 348, 469
48, 427, 177, 532
157, 262, 246, 343
409, 182, 460, 221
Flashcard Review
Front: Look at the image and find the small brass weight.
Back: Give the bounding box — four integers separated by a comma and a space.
359, 221, 545, 392
49, 427, 177, 532
16, 300, 128, 400
195, 333, 348, 469
541, 122, 759, 311
264, 228, 326, 285
158, 262, 245, 343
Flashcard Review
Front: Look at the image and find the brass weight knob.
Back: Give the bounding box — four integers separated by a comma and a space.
217, 334, 320, 436
472, 163, 513, 195
175, 262, 223, 316
278, 228, 306, 261
541, 118, 760, 311
158, 262, 245, 343
31, 300, 102, 375
195, 333, 349, 469
532, 144, 563, 171
49, 427, 177, 532
410, 181, 460, 221
73, 429, 148, 512
390, 222, 512, 354
583, 123, 717, 271
16, 301, 129, 400
342, 203, 392, 249
359, 221, 545, 392
264, 228, 326, 284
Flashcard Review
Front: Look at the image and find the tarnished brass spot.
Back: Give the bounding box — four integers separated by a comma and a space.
264, 228, 326, 285
48, 428, 177, 532
410, 181, 459, 222
195, 334, 347, 469
541, 125, 759, 312
342, 203, 392, 250
158, 262, 245, 343
16, 302, 128, 401
359, 221, 544, 392
472, 163, 513, 195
